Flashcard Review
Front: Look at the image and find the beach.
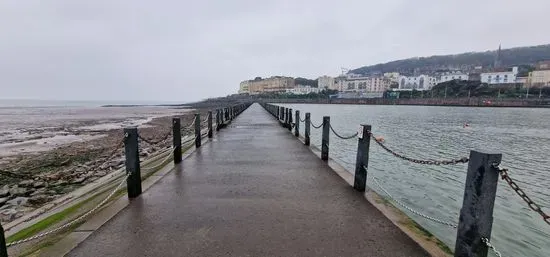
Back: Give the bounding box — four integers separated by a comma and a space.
0, 103, 203, 223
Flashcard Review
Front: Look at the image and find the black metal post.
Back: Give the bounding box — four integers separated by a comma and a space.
0, 223, 7, 257
454, 150, 502, 257
207, 111, 213, 138
194, 113, 201, 148
321, 116, 330, 161
354, 125, 371, 192
288, 108, 293, 131
305, 113, 311, 146
173, 118, 182, 164
216, 109, 220, 131
124, 127, 142, 198
295, 110, 300, 137
283, 108, 287, 127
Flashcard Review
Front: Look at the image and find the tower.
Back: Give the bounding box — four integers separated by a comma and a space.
494, 44, 502, 69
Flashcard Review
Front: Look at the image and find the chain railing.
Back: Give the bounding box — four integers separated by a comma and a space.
372, 176, 458, 228
329, 124, 358, 140
494, 164, 550, 226
311, 120, 324, 129
6, 171, 131, 247
260, 104, 548, 257
370, 133, 469, 165
181, 119, 196, 132
138, 130, 172, 145
141, 148, 175, 172
299, 117, 306, 122
2, 105, 252, 252
481, 237, 502, 257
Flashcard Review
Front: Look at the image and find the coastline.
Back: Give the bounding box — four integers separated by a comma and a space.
258, 97, 550, 108
0, 108, 206, 224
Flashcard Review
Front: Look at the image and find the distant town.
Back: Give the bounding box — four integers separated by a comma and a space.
237, 45, 550, 99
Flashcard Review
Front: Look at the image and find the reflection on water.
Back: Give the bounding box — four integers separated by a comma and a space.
279, 103, 550, 257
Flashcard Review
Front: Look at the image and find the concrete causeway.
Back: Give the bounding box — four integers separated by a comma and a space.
67, 104, 428, 257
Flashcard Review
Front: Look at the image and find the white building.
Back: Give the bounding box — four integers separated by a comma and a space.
383, 72, 400, 83
340, 76, 391, 92
285, 85, 320, 95
438, 72, 469, 84
398, 75, 437, 90
480, 67, 518, 85
317, 76, 335, 90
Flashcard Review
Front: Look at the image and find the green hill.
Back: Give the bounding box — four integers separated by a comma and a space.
350, 44, 550, 76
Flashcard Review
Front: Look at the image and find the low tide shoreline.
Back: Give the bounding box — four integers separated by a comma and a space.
0, 108, 207, 223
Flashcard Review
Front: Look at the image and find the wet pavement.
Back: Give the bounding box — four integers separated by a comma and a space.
67, 103, 428, 257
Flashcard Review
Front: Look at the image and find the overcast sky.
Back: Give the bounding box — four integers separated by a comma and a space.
1, 0, 549, 103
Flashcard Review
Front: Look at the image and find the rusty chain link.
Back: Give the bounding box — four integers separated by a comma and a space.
370, 133, 469, 165
329, 124, 358, 140
494, 164, 550, 226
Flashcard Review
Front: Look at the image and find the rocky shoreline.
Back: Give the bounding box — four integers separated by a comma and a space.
0, 111, 206, 223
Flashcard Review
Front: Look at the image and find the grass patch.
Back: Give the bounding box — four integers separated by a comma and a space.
8, 141, 197, 253
402, 219, 453, 255
7, 196, 94, 243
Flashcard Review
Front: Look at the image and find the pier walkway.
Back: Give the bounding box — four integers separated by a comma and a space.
67, 104, 428, 257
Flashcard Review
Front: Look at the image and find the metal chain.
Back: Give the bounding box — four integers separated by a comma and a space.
7, 171, 131, 247
329, 124, 358, 140
494, 164, 550, 225
311, 121, 324, 129
142, 148, 175, 172
181, 136, 196, 146
372, 177, 458, 228
481, 237, 502, 257
300, 117, 306, 122
182, 119, 196, 131
370, 133, 469, 165
138, 129, 172, 145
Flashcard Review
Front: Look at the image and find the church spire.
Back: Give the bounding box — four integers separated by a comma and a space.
494, 44, 502, 69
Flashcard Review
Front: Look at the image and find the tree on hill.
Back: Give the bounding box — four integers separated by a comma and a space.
294, 77, 318, 87
350, 44, 550, 75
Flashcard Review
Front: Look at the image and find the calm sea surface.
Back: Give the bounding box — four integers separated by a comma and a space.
278, 104, 550, 257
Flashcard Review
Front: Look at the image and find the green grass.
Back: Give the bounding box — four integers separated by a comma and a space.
7, 142, 197, 253
403, 219, 453, 255
7, 196, 93, 243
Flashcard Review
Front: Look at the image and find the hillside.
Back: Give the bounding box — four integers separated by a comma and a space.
350, 44, 550, 76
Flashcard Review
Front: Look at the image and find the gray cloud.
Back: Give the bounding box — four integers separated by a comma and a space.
1, 0, 549, 102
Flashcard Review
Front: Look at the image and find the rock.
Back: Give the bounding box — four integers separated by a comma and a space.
78, 164, 90, 170
51, 180, 68, 187
0, 185, 9, 197
45, 190, 58, 195
75, 167, 86, 173
9, 186, 29, 197
6, 197, 28, 206
72, 177, 87, 184
0, 208, 18, 222
18, 180, 34, 187
28, 195, 51, 205
0, 197, 8, 206
33, 181, 47, 188
95, 171, 107, 177
31, 188, 47, 196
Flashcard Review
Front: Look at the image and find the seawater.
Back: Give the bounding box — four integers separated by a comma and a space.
279, 103, 550, 257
